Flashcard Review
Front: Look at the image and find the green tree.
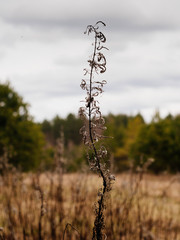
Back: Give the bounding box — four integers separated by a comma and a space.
42, 114, 82, 147
64, 113, 82, 146
105, 114, 128, 151
0, 82, 44, 171
131, 113, 180, 173
104, 114, 144, 171
125, 114, 145, 152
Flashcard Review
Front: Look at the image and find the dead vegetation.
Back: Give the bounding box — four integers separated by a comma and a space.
0, 169, 180, 240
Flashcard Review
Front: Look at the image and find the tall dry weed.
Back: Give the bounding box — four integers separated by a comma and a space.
79, 21, 115, 240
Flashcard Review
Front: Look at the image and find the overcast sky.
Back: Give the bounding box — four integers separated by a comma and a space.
1, 0, 180, 122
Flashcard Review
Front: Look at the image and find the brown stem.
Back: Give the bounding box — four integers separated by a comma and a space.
88, 32, 107, 240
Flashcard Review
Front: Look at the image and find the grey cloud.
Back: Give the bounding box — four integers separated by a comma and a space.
3, 15, 179, 34
1, 0, 180, 52
105, 74, 180, 94
23, 88, 81, 100
11, 72, 82, 99
0, 51, 5, 60
1, 0, 180, 32
123, 76, 180, 88
1, 0, 180, 121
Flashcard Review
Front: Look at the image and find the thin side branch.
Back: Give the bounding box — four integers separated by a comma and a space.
63, 223, 81, 240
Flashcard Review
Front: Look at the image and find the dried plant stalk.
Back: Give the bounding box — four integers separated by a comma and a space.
79, 21, 115, 240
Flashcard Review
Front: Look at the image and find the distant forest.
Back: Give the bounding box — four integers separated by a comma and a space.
1, 82, 180, 173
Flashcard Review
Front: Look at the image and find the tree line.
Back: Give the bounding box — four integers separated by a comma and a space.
1, 82, 180, 172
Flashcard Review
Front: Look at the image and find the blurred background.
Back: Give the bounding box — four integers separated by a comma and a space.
1, 0, 180, 172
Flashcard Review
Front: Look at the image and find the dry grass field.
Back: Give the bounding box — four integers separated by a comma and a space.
0, 171, 180, 240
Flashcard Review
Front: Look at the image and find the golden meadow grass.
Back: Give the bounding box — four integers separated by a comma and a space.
0, 172, 180, 239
